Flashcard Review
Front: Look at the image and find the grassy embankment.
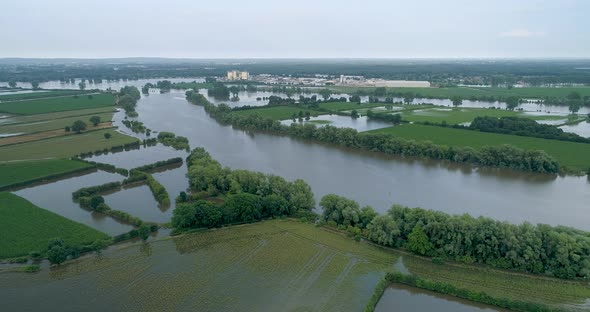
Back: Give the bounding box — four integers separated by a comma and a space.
369, 124, 590, 172
0, 93, 114, 115
397, 107, 567, 125
0, 159, 94, 190
0, 192, 108, 259
0, 90, 93, 102
328, 85, 590, 99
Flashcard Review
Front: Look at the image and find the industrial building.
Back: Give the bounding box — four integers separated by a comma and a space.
227, 70, 249, 81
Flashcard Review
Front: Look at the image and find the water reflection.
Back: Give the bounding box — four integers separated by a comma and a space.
281, 114, 393, 132
121, 92, 590, 230
376, 284, 504, 312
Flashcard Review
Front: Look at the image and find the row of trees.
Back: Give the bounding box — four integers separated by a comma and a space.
320, 194, 590, 279
171, 147, 316, 230
469, 116, 590, 143
186, 90, 561, 174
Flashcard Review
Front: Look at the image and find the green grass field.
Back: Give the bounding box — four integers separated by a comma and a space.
318, 101, 396, 111
0, 129, 138, 162
0, 90, 92, 102
369, 124, 590, 171
233, 106, 321, 120
399, 107, 564, 125
0, 112, 113, 135
403, 255, 590, 307
0, 107, 115, 125
0, 93, 114, 115
0, 159, 93, 189
0, 192, 109, 258
329, 86, 590, 99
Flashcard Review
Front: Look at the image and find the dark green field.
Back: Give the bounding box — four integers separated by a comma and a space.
0, 192, 109, 259
0, 90, 92, 102
233, 106, 321, 120
0, 129, 138, 162
0, 159, 93, 189
0, 93, 114, 115
369, 124, 590, 171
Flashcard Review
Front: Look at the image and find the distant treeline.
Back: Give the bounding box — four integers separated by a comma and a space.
320, 193, 590, 279
186, 90, 560, 174
171, 147, 315, 230
3, 60, 590, 85
468, 116, 590, 144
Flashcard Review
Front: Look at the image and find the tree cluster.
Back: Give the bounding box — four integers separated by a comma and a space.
171, 147, 316, 230
470, 116, 590, 143
321, 194, 590, 279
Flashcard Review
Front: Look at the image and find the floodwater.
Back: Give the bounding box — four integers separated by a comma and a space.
112, 92, 589, 230
375, 284, 504, 312
280, 114, 393, 132
13, 171, 132, 235
560, 121, 590, 138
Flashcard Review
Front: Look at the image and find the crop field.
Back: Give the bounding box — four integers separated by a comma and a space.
329, 86, 590, 99
368, 124, 590, 171
0, 159, 93, 189
0, 90, 92, 102
0, 107, 115, 125
2, 220, 588, 310
398, 107, 563, 125
0, 192, 109, 259
0, 112, 112, 135
0, 220, 395, 311
233, 106, 321, 120
0, 129, 138, 162
0, 93, 114, 115
403, 255, 590, 307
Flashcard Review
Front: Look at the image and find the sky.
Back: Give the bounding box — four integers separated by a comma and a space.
1, 0, 589, 59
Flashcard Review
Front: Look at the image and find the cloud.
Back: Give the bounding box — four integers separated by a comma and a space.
499, 29, 545, 38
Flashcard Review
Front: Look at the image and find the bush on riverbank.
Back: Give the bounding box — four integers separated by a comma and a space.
319, 193, 590, 279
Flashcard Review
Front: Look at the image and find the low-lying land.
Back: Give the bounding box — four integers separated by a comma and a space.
0, 112, 112, 135
369, 124, 590, 172
398, 107, 564, 125
328, 85, 590, 101
0, 129, 138, 162
0, 93, 114, 115
0, 106, 115, 125
0, 192, 109, 259
0, 159, 93, 190
233, 106, 321, 120
0, 90, 93, 102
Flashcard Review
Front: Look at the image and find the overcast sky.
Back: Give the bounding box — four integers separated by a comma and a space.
1, 0, 588, 59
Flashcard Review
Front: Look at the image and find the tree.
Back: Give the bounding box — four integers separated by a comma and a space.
451, 95, 463, 107
403, 92, 415, 104
89, 115, 101, 126
64, 126, 71, 132
569, 100, 581, 114
366, 215, 399, 247
8, 80, 16, 88
47, 238, 68, 265
78, 81, 86, 90
104, 132, 112, 139
138, 223, 151, 241
71, 120, 87, 133
31, 81, 40, 89
505, 96, 520, 110
350, 95, 361, 104
350, 110, 359, 119
319, 89, 331, 100
222, 193, 262, 223
91, 239, 108, 255
407, 223, 434, 256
